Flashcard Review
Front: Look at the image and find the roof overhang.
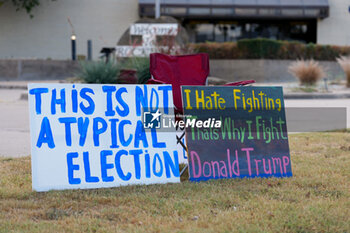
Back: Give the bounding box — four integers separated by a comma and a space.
139, 0, 329, 19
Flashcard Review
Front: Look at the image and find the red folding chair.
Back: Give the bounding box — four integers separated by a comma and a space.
146, 53, 255, 175
147, 53, 255, 114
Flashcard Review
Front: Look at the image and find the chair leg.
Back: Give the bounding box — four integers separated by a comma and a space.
180, 164, 188, 176
176, 128, 188, 178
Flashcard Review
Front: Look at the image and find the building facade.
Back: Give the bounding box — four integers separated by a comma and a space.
0, 0, 348, 59
0, 0, 139, 60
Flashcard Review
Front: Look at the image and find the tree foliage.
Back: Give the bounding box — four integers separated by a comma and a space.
0, 0, 55, 17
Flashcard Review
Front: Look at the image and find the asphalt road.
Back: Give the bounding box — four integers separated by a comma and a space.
0, 88, 349, 158
0, 89, 30, 157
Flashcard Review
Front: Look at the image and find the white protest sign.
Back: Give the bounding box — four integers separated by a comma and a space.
28, 84, 181, 192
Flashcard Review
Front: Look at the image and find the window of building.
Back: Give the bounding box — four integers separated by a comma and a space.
162, 7, 187, 15
186, 20, 317, 43
211, 8, 233, 15
188, 7, 211, 15
234, 8, 257, 15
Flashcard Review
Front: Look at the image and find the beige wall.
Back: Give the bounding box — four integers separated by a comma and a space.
317, 0, 350, 46
0, 0, 138, 59
1, 0, 349, 60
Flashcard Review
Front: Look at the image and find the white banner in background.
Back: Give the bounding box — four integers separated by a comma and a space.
130, 24, 178, 36
115, 23, 179, 57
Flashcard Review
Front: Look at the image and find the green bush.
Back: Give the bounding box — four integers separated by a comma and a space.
192, 42, 240, 59
78, 61, 120, 84
121, 57, 151, 84
277, 41, 305, 60
190, 38, 350, 61
237, 38, 283, 59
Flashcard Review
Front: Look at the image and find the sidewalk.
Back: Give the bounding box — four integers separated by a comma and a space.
0, 80, 64, 90
2, 80, 350, 99
0, 88, 30, 157
253, 81, 350, 99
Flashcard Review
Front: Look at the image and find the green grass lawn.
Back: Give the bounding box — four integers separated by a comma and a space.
0, 132, 349, 232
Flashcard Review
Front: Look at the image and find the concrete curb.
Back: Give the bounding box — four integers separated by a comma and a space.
1, 84, 350, 100
0, 84, 27, 90
284, 93, 350, 99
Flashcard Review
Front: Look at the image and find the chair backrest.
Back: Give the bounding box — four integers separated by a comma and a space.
149, 53, 209, 112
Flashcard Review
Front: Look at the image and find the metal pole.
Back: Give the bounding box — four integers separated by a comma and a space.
106, 52, 110, 64
71, 35, 76, 61
155, 0, 160, 18
324, 78, 328, 92
87, 40, 92, 61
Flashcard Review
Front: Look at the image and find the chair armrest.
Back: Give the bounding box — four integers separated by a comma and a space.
224, 80, 256, 86
146, 79, 167, 84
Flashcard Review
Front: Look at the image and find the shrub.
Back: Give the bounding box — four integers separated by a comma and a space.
237, 38, 282, 59
189, 38, 350, 61
336, 56, 350, 87
277, 41, 304, 60
121, 57, 151, 84
288, 60, 325, 85
190, 42, 240, 59
78, 61, 120, 84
